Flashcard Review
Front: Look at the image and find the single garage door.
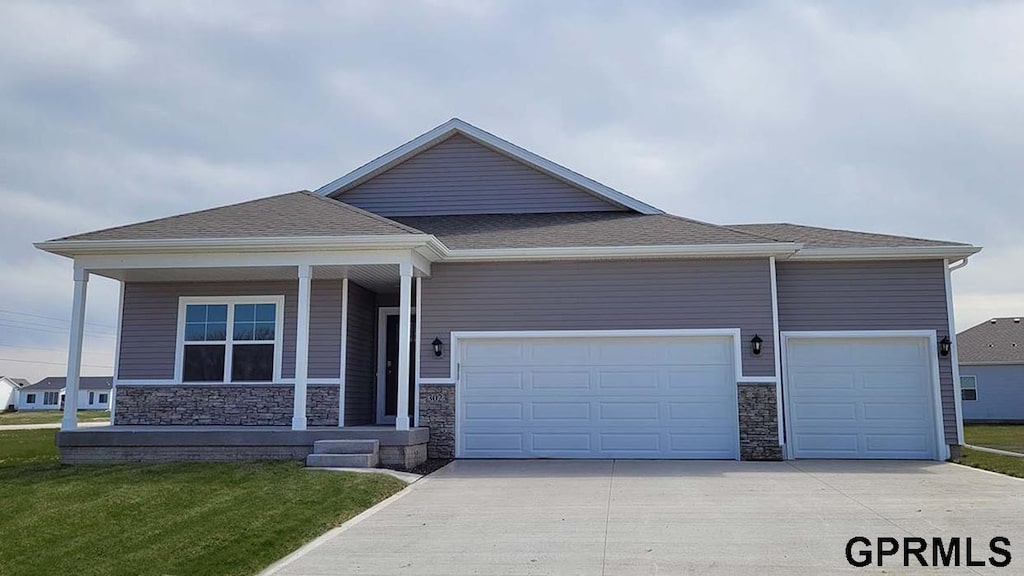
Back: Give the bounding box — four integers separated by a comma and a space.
784, 336, 939, 459
457, 334, 739, 459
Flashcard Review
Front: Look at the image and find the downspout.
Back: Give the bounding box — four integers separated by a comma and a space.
945, 257, 969, 448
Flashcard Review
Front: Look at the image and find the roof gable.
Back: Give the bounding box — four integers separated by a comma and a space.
958, 317, 1024, 364
317, 118, 662, 216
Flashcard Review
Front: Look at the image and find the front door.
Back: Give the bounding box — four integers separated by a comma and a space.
376, 308, 416, 424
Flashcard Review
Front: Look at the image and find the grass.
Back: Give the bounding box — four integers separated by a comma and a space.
964, 424, 1024, 454
953, 448, 1024, 479
0, 429, 407, 576
0, 410, 111, 425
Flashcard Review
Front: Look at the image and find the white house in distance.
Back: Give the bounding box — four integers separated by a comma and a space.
1, 376, 31, 411
17, 376, 113, 411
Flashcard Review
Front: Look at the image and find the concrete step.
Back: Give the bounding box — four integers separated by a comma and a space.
313, 439, 379, 454
306, 452, 379, 468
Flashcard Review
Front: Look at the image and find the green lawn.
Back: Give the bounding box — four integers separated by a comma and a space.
954, 448, 1024, 479
0, 410, 111, 425
0, 429, 407, 576
964, 424, 1024, 454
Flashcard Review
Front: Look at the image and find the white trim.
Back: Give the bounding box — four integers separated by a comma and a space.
36, 235, 445, 258
173, 295, 286, 385
418, 377, 455, 386
314, 118, 665, 215
338, 278, 349, 427
375, 306, 418, 424
780, 330, 948, 462
110, 280, 124, 425
443, 243, 800, 262
789, 245, 981, 261
944, 259, 965, 445
450, 328, 747, 460
414, 277, 422, 428
769, 256, 784, 447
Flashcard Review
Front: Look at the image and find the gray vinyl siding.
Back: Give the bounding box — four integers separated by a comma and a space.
420, 258, 775, 379
959, 364, 1024, 421
775, 260, 958, 444
119, 280, 349, 382
344, 282, 376, 425
337, 134, 625, 216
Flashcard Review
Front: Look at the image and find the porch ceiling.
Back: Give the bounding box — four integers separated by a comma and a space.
89, 263, 410, 292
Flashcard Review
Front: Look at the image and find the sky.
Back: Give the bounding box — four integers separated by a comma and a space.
1, 0, 1022, 382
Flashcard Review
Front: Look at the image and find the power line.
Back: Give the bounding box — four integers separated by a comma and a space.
0, 358, 112, 368
0, 322, 116, 339
0, 317, 115, 335
0, 342, 112, 355
0, 308, 116, 330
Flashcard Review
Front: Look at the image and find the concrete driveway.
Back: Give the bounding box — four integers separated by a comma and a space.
266, 460, 1024, 575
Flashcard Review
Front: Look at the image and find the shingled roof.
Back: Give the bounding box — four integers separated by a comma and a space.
26, 376, 113, 391
54, 191, 423, 241
728, 223, 967, 249
958, 317, 1024, 364
393, 212, 778, 249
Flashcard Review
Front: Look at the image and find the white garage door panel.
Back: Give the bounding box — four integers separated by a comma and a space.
786, 337, 938, 460
458, 335, 739, 459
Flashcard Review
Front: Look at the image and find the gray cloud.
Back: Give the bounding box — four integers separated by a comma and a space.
1, 0, 1021, 380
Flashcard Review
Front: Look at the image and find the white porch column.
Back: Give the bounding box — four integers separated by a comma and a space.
413, 276, 422, 427
395, 262, 413, 431
338, 277, 349, 427
62, 267, 89, 431
292, 264, 312, 431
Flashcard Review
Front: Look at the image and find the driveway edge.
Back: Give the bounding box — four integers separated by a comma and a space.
259, 471, 438, 575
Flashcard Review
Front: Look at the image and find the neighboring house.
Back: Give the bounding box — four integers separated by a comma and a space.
958, 317, 1024, 422
36, 118, 980, 467
17, 377, 112, 411
0, 376, 30, 411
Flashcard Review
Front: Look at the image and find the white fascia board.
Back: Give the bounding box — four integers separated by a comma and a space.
35, 235, 446, 258
314, 118, 665, 215
789, 245, 982, 261
442, 243, 801, 262
959, 361, 1024, 366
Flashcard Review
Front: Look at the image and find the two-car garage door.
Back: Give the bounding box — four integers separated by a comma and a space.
457, 334, 739, 459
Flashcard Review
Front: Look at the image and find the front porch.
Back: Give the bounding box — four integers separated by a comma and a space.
56, 425, 430, 469
42, 225, 444, 468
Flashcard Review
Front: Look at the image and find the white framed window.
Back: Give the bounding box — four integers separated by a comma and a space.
89, 392, 95, 404
43, 391, 59, 405
175, 296, 285, 383
960, 375, 978, 401
99, 393, 108, 404
26, 393, 36, 404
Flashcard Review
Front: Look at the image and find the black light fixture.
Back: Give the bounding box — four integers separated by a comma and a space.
432, 337, 444, 357
939, 336, 951, 357
750, 334, 763, 356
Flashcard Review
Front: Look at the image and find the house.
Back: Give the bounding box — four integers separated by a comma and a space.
957, 317, 1024, 422
0, 376, 30, 411
35, 119, 980, 467
17, 377, 112, 412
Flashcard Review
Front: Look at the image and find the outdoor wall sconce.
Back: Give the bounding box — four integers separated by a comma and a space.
939, 336, 951, 357
432, 337, 444, 357
750, 334, 763, 356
